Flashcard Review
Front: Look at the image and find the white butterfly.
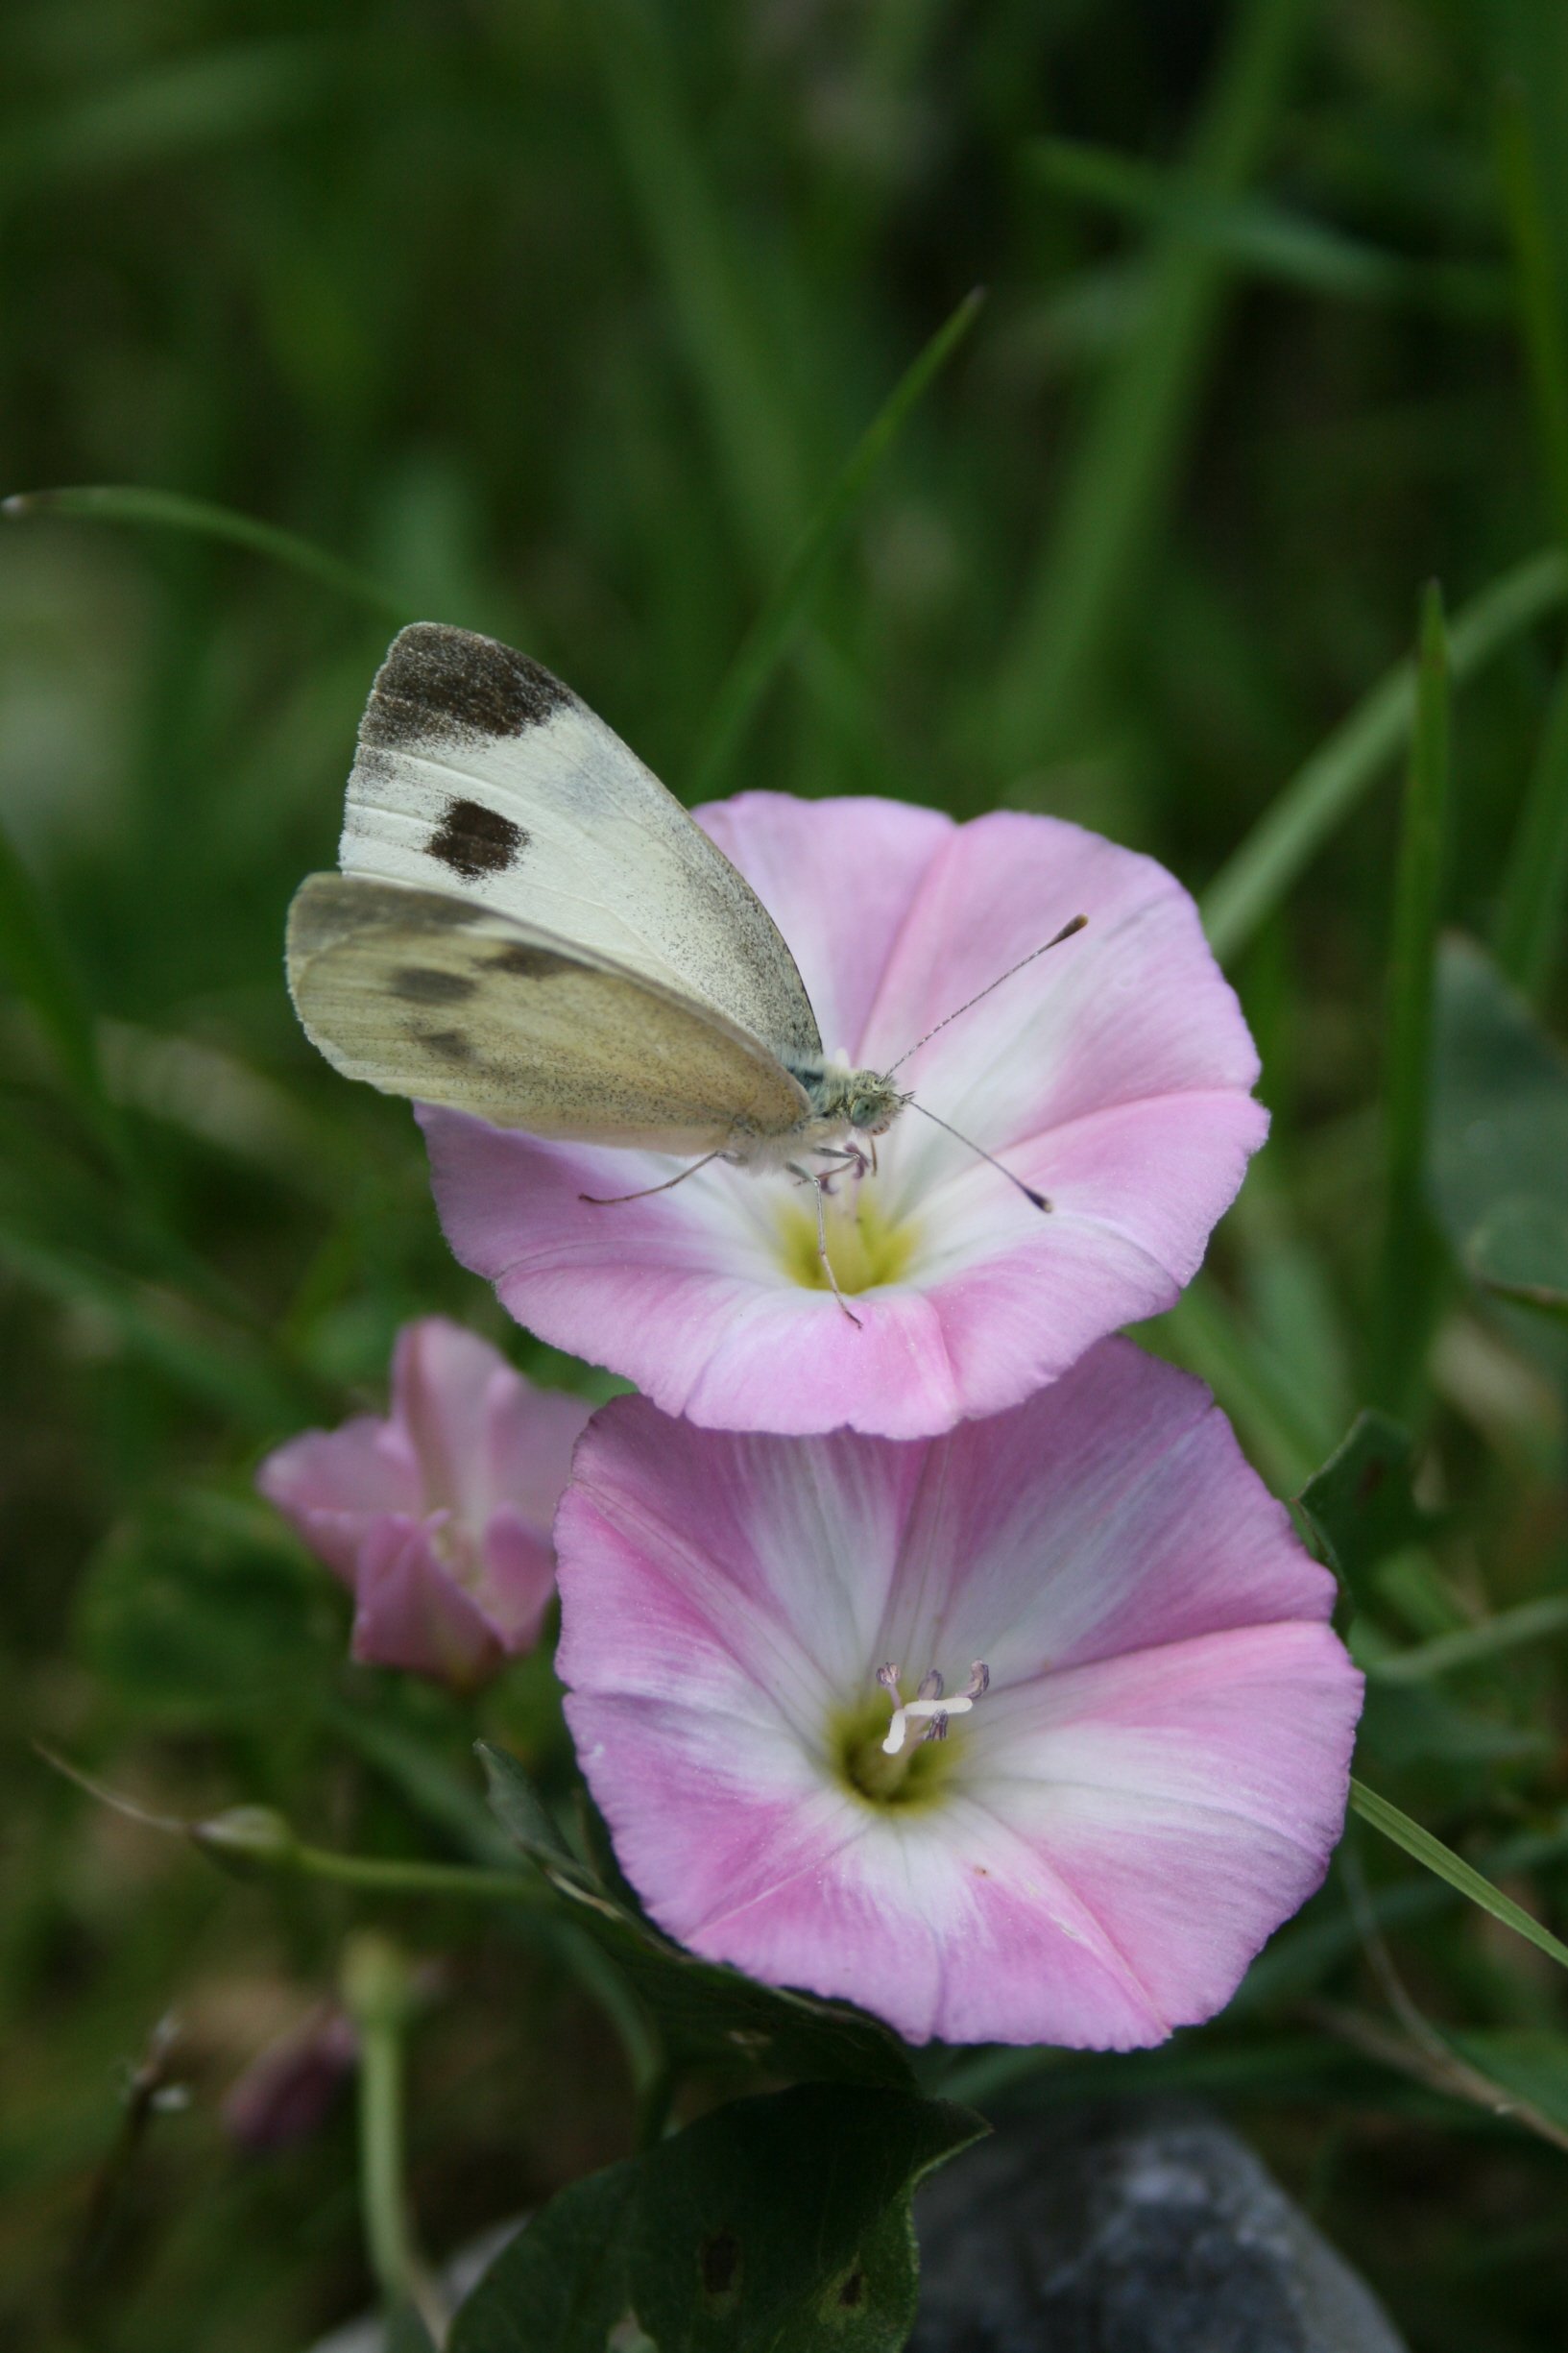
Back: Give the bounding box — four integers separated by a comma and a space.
286, 624, 1083, 1320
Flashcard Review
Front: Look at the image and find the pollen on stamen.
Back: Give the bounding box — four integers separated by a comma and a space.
880, 1660, 989, 1757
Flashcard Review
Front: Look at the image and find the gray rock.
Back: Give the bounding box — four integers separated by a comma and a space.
908, 2100, 1406, 2353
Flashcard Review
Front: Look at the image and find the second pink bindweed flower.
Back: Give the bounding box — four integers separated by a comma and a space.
555, 1339, 1362, 2050
258, 1319, 591, 1689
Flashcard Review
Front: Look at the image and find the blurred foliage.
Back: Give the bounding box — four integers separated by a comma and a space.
2, 1, 1568, 2348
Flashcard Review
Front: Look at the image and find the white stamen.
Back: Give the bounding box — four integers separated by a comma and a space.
878, 1662, 988, 1755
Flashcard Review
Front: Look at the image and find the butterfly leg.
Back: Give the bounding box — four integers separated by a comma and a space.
813, 1143, 871, 1196
580, 1147, 726, 1206
788, 1161, 862, 1329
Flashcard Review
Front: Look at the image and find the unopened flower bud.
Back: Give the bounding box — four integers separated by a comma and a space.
191, 1806, 299, 1876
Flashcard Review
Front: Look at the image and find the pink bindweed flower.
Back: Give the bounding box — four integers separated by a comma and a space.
257, 1319, 591, 1689
421, 794, 1266, 1439
555, 1339, 1362, 2050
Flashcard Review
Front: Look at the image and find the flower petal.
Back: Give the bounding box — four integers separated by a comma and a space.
694, 793, 953, 1057
255, 1417, 421, 1584
969, 1621, 1363, 2036
478, 1505, 562, 1652
479, 1370, 592, 1533
349, 1516, 505, 1689
873, 1339, 1335, 1683
392, 1318, 514, 1522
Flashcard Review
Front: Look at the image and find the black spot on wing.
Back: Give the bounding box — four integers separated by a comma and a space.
392, 966, 477, 1005
364, 622, 570, 747
427, 796, 527, 881
487, 942, 573, 980
418, 1030, 475, 1064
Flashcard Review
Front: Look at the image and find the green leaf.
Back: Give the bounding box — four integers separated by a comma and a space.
1444, 2028, 1568, 2140
3, 485, 409, 620
1431, 935, 1568, 1314
385, 2302, 441, 2353
449, 2086, 985, 2353
473, 1740, 582, 1873
76, 1493, 337, 1728
320, 1711, 520, 1868
1464, 1199, 1568, 1319
476, 1743, 912, 2091
1294, 1413, 1430, 1603
1348, 1779, 1568, 1974
1199, 548, 1568, 964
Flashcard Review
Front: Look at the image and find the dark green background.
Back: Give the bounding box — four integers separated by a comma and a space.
3, 3, 1567, 2347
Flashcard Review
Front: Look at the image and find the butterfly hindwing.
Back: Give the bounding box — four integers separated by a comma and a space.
286, 872, 813, 1152
339, 623, 823, 1068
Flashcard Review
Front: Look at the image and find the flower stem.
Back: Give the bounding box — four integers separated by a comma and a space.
194, 1807, 550, 1905
342, 1934, 446, 2342
296, 1847, 547, 1904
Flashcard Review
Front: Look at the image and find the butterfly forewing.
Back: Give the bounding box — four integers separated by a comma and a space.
286, 873, 812, 1152
340, 623, 823, 1068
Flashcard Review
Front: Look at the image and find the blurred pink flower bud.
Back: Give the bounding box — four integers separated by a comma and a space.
221, 2003, 357, 2152
258, 1319, 591, 1688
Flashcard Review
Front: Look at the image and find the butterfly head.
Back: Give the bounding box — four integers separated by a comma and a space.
801, 1061, 909, 1140
845, 1075, 909, 1137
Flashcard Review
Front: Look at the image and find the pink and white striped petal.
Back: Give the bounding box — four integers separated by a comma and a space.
556, 1340, 1362, 2050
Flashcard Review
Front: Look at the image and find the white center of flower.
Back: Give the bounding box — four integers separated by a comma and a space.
876, 1660, 990, 1756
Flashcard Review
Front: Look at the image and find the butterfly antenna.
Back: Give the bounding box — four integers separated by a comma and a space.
905, 1100, 1050, 1211
884, 914, 1087, 1076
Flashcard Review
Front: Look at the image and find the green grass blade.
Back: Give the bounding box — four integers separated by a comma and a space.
1496, 631, 1568, 1003
989, 0, 1308, 777
1496, 81, 1568, 550
0, 819, 133, 1180
1367, 1592, 1568, 1685
1025, 137, 1506, 317
1348, 1778, 1568, 1974
1200, 547, 1567, 962
1372, 584, 1450, 1414
0, 1224, 303, 1431
591, 0, 807, 573
0, 39, 328, 192
2, 487, 410, 621
689, 287, 985, 798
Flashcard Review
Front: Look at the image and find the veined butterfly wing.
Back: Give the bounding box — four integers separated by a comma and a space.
286, 874, 813, 1151
339, 622, 823, 1068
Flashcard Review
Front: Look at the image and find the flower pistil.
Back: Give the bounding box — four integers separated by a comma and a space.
877, 1660, 990, 1755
